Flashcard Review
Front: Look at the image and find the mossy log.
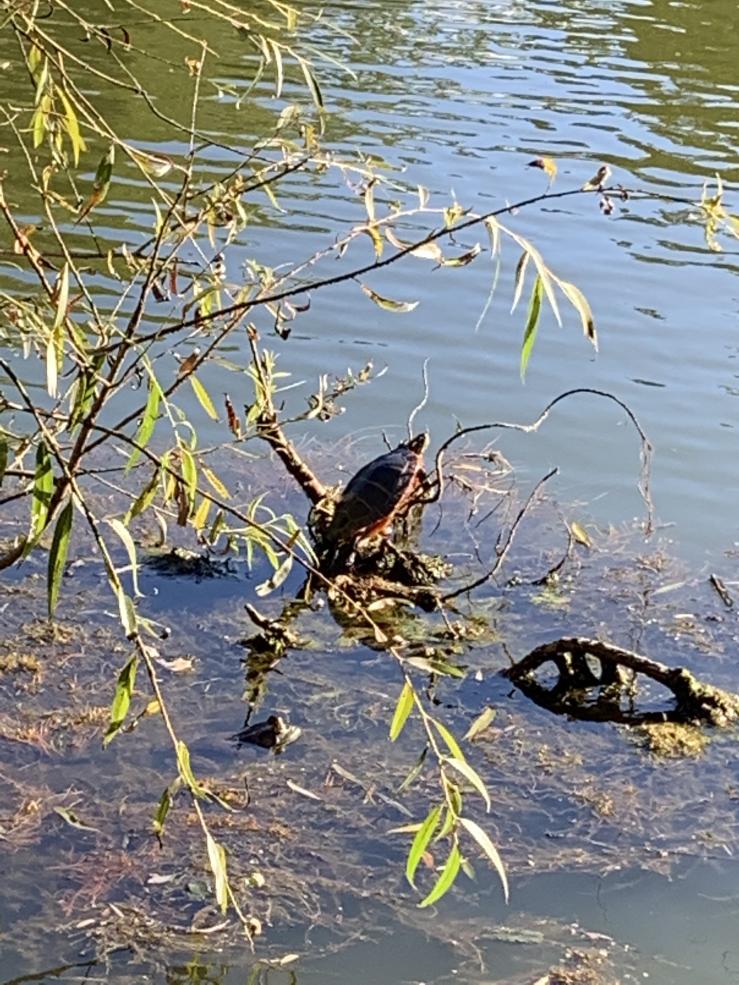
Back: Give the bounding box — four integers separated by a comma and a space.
505, 636, 739, 726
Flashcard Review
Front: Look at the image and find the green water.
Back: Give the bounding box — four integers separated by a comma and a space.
2, 0, 739, 982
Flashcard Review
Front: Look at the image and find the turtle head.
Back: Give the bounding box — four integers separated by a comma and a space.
407, 432, 429, 455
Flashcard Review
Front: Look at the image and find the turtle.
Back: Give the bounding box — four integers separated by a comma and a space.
325, 433, 429, 549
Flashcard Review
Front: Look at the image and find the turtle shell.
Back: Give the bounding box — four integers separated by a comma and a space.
327, 433, 428, 545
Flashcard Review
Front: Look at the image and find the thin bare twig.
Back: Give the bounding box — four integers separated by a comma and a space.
428, 388, 654, 535
443, 467, 558, 601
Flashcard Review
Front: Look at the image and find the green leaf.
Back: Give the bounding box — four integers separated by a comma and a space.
431, 718, 465, 762
435, 802, 458, 841
443, 757, 491, 812
520, 274, 544, 381
206, 832, 229, 914
364, 224, 384, 259
153, 786, 172, 837
389, 680, 414, 741
418, 842, 461, 908
360, 283, 419, 313
124, 467, 160, 524
176, 739, 204, 798
189, 375, 219, 420
47, 498, 74, 617
69, 357, 104, 433
459, 817, 509, 903
127, 374, 162, 470
76, 145, 114, 222
103, 654, 137, 746
505, 231, 561, 326
26, 441, 53, 552
406, 804, 442, 889
396, 745, 428, 793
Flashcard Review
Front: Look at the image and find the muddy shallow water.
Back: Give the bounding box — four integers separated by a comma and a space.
2, 443, 739, 984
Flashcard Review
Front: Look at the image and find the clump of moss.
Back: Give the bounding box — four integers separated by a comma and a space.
0, 651, 41, 677
638, 721, 710, 759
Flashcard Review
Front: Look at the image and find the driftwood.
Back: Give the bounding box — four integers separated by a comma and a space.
505, 637, 739, 726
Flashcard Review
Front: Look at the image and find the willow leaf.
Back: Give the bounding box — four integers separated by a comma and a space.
153, 786, 172, 837
298, 57, 323, 110
192, 496, 212, 531
520, 274, 544, 381
506, 231, 561, 325
189, 375, 219, 421
117, 590, 137, 638
558, 279, 597, 348
52, 262, 69, 332
443, 756, 491, 812
103, 654, 138, 746
57, 84, 87, 166
386, 226, 444, 261
206, 833, 229, 913
431, 718, 465, 762
418, 842, 462, 908
127, 375, 162, 469
27, 441, 53, 551
406, 804, 442, 888
397, 745, 428, 793
389, 680, 414, 741
255, 553, 292, 596
202, 466, 230, 499
361, 283, 419, 313
510, 251, 530, 313
107, 517, 143, 597
47, 498, 73, 617
459, 817, 509, 903
463, 706, 496, 742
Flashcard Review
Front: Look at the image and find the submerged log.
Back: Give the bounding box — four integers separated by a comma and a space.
505, 637, 739, 726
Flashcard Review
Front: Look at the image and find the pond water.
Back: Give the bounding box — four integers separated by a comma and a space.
2, 0, 739, 982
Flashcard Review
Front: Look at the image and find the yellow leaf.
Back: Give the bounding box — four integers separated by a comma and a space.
361, 283, 419, 313
57, 85, 87, 166
389, 680, 414, 741
386, 227, 443, 262
189, 375, 219, 420
202, 466, 230, 499
569, 521, 592, 548
192, 496, 212, 531
558, 279, 597, 348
